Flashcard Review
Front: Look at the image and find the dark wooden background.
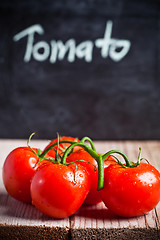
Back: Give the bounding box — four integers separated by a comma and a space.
0, 0, 160, 140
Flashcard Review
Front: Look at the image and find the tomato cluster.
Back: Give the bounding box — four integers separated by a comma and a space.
2, 134, 160, 219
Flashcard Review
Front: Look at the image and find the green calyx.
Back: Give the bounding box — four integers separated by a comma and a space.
27, 133, 142, 191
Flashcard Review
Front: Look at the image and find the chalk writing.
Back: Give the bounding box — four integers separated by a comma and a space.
13, 21, 131, 63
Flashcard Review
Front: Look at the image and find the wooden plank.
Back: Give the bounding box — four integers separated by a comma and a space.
0, 140, 160, 239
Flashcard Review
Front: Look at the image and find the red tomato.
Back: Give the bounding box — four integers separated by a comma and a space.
100, 163, 160, 217
3, 147, 39, 203
30, 162, 90, 218
44, 136, 80, 158
66, 149, 116, 205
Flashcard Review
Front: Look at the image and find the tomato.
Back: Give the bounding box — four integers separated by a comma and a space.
30, 162, 90, 218
44, 136, 80, 158
2, 147, 39, 203
66, 149, 116, 205
100, 162, 160, 217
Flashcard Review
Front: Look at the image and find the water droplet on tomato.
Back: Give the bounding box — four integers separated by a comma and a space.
29, 157, 37, 168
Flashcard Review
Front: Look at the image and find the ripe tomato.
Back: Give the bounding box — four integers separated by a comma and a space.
3, 147, 39, 203
44, 136, 80, 158
30, 162, 90, 218
100, 162, 160, 217
66, 149, 116, 205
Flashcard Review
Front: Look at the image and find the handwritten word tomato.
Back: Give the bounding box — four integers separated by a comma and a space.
44, 136, 80, 158
3, 147, 39, 203
100, 162, 160, 217
30, 162, 90, 218
66, 149, 116, 205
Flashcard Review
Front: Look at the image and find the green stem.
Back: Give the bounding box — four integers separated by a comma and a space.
54, 135, 59, 162
39, 135, 141, 191
134, 147, 142, 167
97, 155, 104, 190
80, 137, 96, 151
40, 140, 76, 159
61, 142, 99, 165
102, 150, 133, 168
27, 132, 39, 156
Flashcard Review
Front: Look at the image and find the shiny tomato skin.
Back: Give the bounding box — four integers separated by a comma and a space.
44, 136, 80, 158
100, 163, 160, 217
30, 162, 90, 218
3, 147, 39, 203
67, 149, 116, 205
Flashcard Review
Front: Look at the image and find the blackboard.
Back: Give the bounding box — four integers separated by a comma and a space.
0, 0, 160, 140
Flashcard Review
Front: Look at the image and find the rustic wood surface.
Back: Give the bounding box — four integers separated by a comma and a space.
0, 139, 160, 239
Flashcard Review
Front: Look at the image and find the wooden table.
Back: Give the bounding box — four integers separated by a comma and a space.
0, 139, 160, 239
